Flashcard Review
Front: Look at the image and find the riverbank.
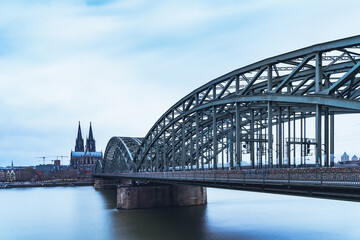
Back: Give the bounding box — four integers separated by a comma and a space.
0, 181, 94, 189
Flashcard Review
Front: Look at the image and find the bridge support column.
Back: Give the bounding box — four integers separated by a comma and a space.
267, 102, 273, 168
172, 124, 175, 172
278, 107, 283, 168
315, 105, 322, 167
117, 184, 207, 209
330, 112, 335, 167
267, 65, 273, 168
324, 108, 329, 167
315, 52, 322, 167
235, 103, 242, 169
258, 111, 263, 168
213, 106, 218, 170
300, 112, 303, 166
250, 109, 255, 169
293, 112, 296, 167
304, 114, 307, 167
196, 111, 200, 171
287, 107, 291, 168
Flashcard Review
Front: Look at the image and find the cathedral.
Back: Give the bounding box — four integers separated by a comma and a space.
70, 122, 102, 175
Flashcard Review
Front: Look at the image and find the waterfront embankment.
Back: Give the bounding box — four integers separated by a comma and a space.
0, 180, 94, 189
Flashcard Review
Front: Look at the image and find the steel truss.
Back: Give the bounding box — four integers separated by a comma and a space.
98, 137, 143, 173
98, 35, 360, 174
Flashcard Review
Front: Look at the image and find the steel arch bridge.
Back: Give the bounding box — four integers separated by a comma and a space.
96, 35, 360, 174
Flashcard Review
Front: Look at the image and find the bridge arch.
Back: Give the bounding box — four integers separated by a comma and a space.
99, 35, 360, 174
96, 137, 143, 174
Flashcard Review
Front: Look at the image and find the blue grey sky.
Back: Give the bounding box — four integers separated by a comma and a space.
0, 0, 360, 166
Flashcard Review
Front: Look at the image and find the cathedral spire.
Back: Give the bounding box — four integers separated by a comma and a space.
75, 121, 84, 152
77, 121, 82, 139
89, 122, 94, 140
86, 122, 96, 152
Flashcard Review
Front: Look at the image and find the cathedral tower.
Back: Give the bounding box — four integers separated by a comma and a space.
86, 122, 96, 152
75, 121, 84, 152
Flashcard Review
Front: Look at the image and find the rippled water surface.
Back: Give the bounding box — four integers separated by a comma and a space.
0, 186, 359, 240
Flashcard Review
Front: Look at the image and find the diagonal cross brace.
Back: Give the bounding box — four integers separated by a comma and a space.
216, 77, 235, 99
273, 54, 314, 93
199, 86, 213, 105
350, 87, 360, 100
322, 61, 360, 95
290, 75, 314, 95
238, 67, 266, 95
184, 96, 195, 111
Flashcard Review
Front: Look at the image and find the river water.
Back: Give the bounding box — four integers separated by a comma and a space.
0, 186, 359, 240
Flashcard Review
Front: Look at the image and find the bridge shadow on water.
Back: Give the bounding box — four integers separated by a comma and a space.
96, 189, 259, 240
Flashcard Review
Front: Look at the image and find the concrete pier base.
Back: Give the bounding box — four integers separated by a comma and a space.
117, 184, 207, 209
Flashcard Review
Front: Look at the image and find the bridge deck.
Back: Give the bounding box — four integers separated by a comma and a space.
94, 169, 360, 202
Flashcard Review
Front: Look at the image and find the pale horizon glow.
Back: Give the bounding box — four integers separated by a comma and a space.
0, 0, 360, 166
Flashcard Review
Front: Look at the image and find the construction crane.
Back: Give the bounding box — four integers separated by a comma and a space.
35, 155, 68, 165
35, 156, 57, 165
36, 156, 46, 165
57, 155, 68, 161
54, 156, 68, 165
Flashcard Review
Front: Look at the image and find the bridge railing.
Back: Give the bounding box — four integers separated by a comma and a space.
112, 169, 360, 187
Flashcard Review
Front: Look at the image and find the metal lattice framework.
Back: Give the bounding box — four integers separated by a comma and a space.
97, 137, 143, 173
98, 35, 360, 174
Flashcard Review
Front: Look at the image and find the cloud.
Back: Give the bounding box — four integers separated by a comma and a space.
85, 0, 116, 6
0, 0, 360, 166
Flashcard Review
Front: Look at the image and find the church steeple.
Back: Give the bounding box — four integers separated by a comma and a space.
75, 121, 84, 152
89, 122, 94, 140
86, 122, 96, 152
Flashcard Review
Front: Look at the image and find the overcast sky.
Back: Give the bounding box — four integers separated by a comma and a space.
1, 0, 360, 166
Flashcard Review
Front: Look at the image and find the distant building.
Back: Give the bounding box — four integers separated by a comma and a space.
6, 170, 15, 182
341, 152, 349, 162
35, 164, 58, 174
336, 152, 360, 166
0, 162, 36, 181
0, 170, 5, 181
70, 122, 102, 174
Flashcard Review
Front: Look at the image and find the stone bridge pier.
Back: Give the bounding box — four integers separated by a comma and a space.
95, 178, 207, 209
117, 183, 207, 209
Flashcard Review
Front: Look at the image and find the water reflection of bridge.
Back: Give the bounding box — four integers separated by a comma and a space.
95, 36, 360, 204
